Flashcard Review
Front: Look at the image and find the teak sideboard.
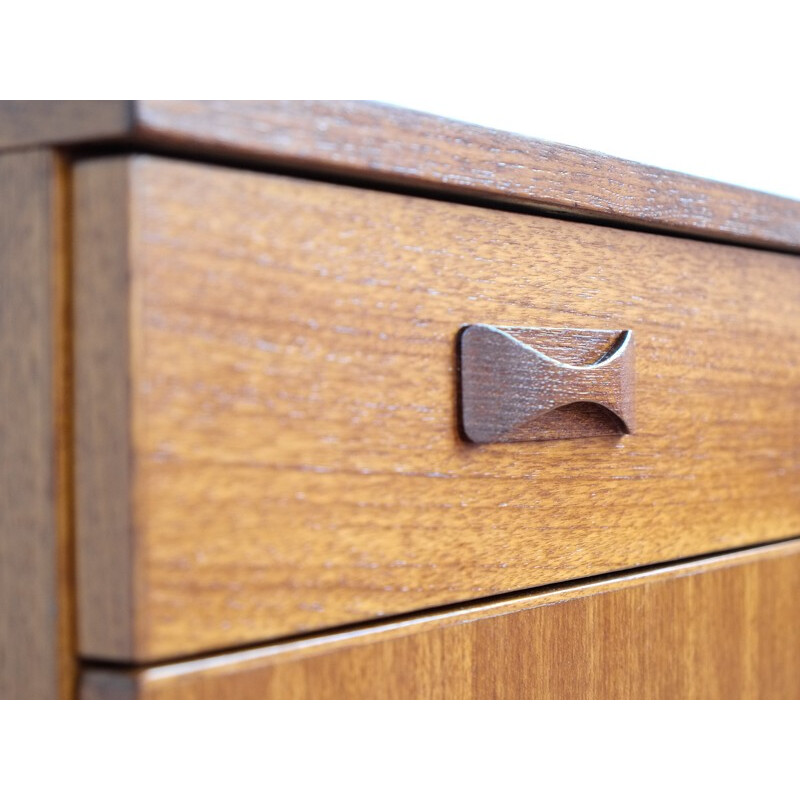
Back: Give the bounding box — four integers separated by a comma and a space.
1, 101, 799, 699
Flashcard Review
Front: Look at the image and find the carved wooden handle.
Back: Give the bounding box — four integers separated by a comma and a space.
459, 325, 635, 443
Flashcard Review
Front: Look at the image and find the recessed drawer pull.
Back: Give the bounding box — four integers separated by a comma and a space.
459, 325, 635, 443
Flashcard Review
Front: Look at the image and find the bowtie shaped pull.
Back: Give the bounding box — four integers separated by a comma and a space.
459, 325, 635, 444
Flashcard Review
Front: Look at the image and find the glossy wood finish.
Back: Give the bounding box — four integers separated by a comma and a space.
0, 151, 73, 698
459, 326, 635, 442
74, 155, 800, 663
3, 101, 800, 252
81, 540, 800, 699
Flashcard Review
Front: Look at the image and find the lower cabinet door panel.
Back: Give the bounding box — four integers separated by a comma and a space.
82, 540, 800, 699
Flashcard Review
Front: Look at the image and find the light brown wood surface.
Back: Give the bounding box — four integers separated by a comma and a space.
3, 101, 800, 252
0, 150, 73, 698
74, 155, 800, 663
81, 539, 800, 699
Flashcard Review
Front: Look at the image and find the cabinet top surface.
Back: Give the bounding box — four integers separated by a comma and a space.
2, 100, 799, 252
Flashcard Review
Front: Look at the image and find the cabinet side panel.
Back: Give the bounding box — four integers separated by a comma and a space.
0, 150, 71, 698
74, 158, 136, 659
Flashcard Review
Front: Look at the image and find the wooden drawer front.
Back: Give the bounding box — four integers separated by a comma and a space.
75, 156, 800, 661
81, 541, 800, 699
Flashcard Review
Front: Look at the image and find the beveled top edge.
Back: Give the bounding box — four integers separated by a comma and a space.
2, 100, 799, 252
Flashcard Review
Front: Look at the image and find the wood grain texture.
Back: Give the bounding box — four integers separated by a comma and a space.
0, 101, 131, 151
459, 326, 635, 442
0, 150, 73, 698
81, 540, 800, 699
3, 101, 800, 251
132, 101, 800, 252
74, 155, 800, 663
